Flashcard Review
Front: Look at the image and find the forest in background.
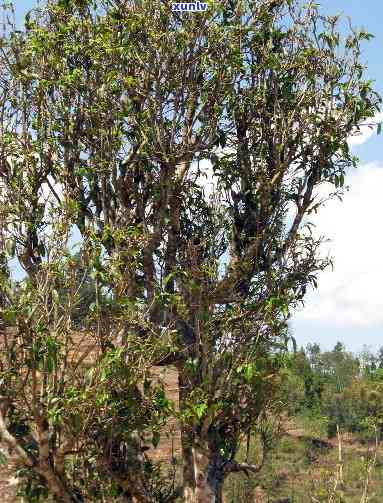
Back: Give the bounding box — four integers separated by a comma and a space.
225, 340, 383, 501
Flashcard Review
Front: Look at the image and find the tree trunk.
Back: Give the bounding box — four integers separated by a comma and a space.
36, 465, 79, 503
181, 435, 225, 503
179, 369, 225, 503
194, 449, 224, 503
182, 437, 197, 502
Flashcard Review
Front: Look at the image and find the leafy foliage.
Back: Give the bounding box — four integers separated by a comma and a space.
0, 0, 380, 500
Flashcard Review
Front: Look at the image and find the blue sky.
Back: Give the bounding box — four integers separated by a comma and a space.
11, 1, 383, 353
289, 1, 383, 353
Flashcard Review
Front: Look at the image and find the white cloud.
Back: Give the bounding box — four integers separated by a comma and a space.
292, 162, 383, 328
192, 158, 218, 199
347, 112, 383, 147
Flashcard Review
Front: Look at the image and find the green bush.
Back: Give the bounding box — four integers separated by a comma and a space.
323, 379, 383, 442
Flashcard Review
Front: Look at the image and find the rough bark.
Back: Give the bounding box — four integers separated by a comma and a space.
181, 430, 197, 502
0, 414, 78, 503
36, 464, 79, 503
194, 449, 224, 503
181, 440, 225, 503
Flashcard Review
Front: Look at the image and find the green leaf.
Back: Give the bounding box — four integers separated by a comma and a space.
0, 451, 7, 466
194, 402, 208, 419
163, 271, 177, 287
3, 308, 16, 324
244, 363, 254, 382
152, 430, 161, 448
89, 302, 97, 312
154, 388, 169, 409
5, 238, 16, 257
143, 378, 151, 395
46, 356, 55, 373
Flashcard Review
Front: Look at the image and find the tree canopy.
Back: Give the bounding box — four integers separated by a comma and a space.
0, 0, 380, 501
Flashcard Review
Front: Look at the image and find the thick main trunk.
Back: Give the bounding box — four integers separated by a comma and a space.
195, 449, 224, 503
181, 436, 225, 503
182, 439, 197, 502
179, 368, 225, 503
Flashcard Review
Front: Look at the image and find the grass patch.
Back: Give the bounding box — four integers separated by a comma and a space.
224, 416, 383, 502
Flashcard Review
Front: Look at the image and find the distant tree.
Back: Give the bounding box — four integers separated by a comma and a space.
306, 342, 323, 373
359, 345, 378, 377
286, 347, 323, 410
333, 341, 345, 354
321, 343, 359, 392
377, 347, 383, 369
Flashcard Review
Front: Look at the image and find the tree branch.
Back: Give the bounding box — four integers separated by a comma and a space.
0, 410, 35, 467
